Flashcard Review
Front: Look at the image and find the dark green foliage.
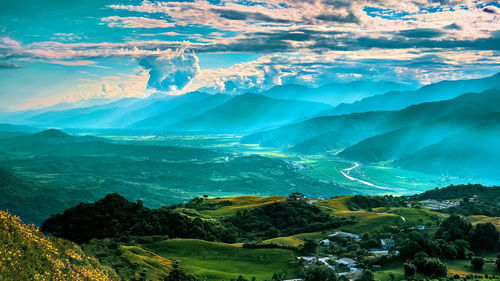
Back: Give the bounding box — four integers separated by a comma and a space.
83, 238, 159, 281
346, 195, 403, 211
404, 263, 416, 277
302, 264, 338, 281
302, 239, 318, 255
435, 214, 472, 242
469, 223, 499, 250
398, 231, 471, 260
0, 167, 70, 225
471, 257, 485, 271
165, 263, 206, 281
359, 270, 374, 281
271, 273, 286, 281
224, 201, 353, 241
42, 193, 236, 243
412, 252, 448, 277
411, 184, 500, 205
445, 201, 500, 217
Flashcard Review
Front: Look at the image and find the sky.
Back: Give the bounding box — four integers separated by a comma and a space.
0, 0, 499, 110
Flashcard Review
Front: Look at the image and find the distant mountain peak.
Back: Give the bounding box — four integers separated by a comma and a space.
34, 129, 71, 138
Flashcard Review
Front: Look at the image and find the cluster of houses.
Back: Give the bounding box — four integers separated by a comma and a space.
293, 231, 399, 281
287, 192, 307, 201
419, 199, 460, 210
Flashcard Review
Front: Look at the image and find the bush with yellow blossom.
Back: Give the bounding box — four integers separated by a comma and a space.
0, 210, 120, 281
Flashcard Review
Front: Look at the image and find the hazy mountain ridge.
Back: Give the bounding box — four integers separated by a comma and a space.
338, 104, 500, 163
129, 94, 233, 129
245, 89, 500, 155
166, 93, 333, 133
395, 113, 500, 179
260, 80, 416, 106
331, 72, 500, 115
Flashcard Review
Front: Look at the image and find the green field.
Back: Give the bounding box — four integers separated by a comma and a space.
141, 239, 299, 281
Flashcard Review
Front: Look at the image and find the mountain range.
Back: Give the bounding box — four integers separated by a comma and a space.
1, 72, 499, 180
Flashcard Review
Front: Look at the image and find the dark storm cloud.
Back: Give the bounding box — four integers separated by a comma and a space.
483, 7, 498, 14
210, 9, 293, 23
354, 36, 500, 51
315, 12, 359, 23
444, 23, 462, 30
398, 28, 445, 38
0, 61, 20, 69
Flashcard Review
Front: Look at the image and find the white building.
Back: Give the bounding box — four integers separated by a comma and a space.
380, 238, 395, 250
334, 257, 357, 268
329, 231, 360, 240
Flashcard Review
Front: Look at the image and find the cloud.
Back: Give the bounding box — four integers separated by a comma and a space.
398, 28, 444, 38
0, 61, 20, 69
102, 16, 174, 28
139, 49, 200, 91
48, 60, 96, 66
444, 23, 462, 30
483, 6, 499, 14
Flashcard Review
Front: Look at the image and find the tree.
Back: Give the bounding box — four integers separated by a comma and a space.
404, 263, 416, 277
471, 257, 485, 271
470, 223, 499, 250
359, 270, 374, 281
271, 273, 285, 281
496, 254, 500, 271
435, 215, 472, 242
302, 239, 318, 254
303, 264, 338, 281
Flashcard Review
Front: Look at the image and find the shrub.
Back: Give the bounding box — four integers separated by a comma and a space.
404, 262, 416, 277
471, 257, 485, 271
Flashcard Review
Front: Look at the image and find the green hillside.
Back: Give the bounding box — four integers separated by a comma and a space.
143, 239, 298, 281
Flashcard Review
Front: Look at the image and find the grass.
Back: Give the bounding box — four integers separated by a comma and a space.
313, 196, 404, 234
374, 260, 500, 281
315, 196, 352, 211
468, 215, 500, 230
389, 207, 447, 226
339, 213, 402, 234
263, 236, 305, 247
120, 245, 173, 280
262, 230, 333, 248
445, 258, 500, 278
142, 238, 299, 281
200, 196, 287, 217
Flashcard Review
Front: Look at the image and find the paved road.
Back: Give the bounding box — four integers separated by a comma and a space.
338, 162, 389, 190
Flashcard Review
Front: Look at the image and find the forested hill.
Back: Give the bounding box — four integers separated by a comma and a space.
409, 184, 500, 205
